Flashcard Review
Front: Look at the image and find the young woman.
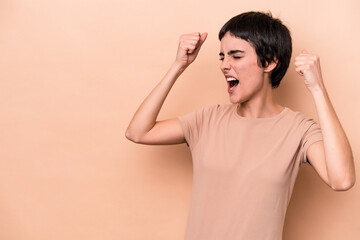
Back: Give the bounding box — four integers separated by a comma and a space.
126, 11, 355, 240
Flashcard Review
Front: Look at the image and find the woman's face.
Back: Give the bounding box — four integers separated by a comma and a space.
219, 32, 270, 104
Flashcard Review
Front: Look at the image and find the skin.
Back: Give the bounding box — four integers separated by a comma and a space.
295, 50, 355, 190
126, 31, 355, 191
125, 32, 206, 145
219, 32, 283, 118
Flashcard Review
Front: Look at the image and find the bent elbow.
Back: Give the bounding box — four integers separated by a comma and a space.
331, 179, 356, 191
125, 129, 141, 143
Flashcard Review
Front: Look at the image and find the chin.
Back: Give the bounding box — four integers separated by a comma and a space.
229, 94, 246, 105
229, 98, 238, 104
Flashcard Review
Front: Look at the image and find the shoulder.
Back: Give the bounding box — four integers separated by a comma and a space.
200, 104, 235, 120
283, 107, 320, 133
206, 103, 235, 114
178, 104, 234, 125
187, 103, 234, 116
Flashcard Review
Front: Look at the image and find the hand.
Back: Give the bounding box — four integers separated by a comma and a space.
175, 32, 207, 69
294, 50, 325, 92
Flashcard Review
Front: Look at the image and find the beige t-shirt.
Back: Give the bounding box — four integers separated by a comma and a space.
178, 104, 323, 240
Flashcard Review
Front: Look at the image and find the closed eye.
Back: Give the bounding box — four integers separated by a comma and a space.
219, 53, 224, 61
219, 56, 242, 61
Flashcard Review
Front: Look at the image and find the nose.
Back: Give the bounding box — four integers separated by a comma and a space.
220, 57, 231, 72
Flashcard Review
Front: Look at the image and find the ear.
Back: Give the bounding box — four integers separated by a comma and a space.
264, 59, 278, 73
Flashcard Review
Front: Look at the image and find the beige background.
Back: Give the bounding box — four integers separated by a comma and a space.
0, 0, 359, 239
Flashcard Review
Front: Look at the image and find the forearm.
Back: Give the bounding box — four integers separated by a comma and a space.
311, 86, 355, 188
125, 63, 185, 142
126, 32, 207, 143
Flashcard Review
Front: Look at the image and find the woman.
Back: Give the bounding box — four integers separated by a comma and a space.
126, 11, 355, 240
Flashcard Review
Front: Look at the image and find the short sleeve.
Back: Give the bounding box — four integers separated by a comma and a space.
177, 106, 215, 150
178, 110, 203, 150
300, 120, 323, 164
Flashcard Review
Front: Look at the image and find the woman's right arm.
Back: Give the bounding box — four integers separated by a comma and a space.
125, 32, 207, 145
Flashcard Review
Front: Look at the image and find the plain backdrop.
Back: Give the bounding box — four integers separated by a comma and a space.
0, 0, 359, 239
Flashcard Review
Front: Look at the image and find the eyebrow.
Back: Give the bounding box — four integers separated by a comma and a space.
219, 50, 245, 56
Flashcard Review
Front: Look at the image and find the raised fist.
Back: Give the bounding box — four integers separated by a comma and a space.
295, 49, 325, 92
175, 32, 207, 68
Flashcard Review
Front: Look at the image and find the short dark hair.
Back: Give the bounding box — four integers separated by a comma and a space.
218, 11, 292, 88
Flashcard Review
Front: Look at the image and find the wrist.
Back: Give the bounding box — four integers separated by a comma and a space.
171, 61, 187, 74
309, 85, 329, 103
309, 83, 326, 95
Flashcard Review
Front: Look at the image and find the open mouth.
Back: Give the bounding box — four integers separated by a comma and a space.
226, 77, 239, 90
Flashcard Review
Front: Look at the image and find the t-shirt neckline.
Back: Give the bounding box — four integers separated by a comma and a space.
233, 104, 288, 121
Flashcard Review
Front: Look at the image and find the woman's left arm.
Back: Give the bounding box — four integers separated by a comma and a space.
295, 50, 356, 191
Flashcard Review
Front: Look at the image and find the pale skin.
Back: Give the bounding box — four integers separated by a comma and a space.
126, 32, 355, 191
295, 51, 355, 191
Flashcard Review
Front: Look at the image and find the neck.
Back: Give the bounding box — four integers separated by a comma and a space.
237, 84, 283, 118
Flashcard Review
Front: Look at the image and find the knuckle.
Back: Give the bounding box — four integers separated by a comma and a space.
179, 34, 188, 40
311, 55, 319, 61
